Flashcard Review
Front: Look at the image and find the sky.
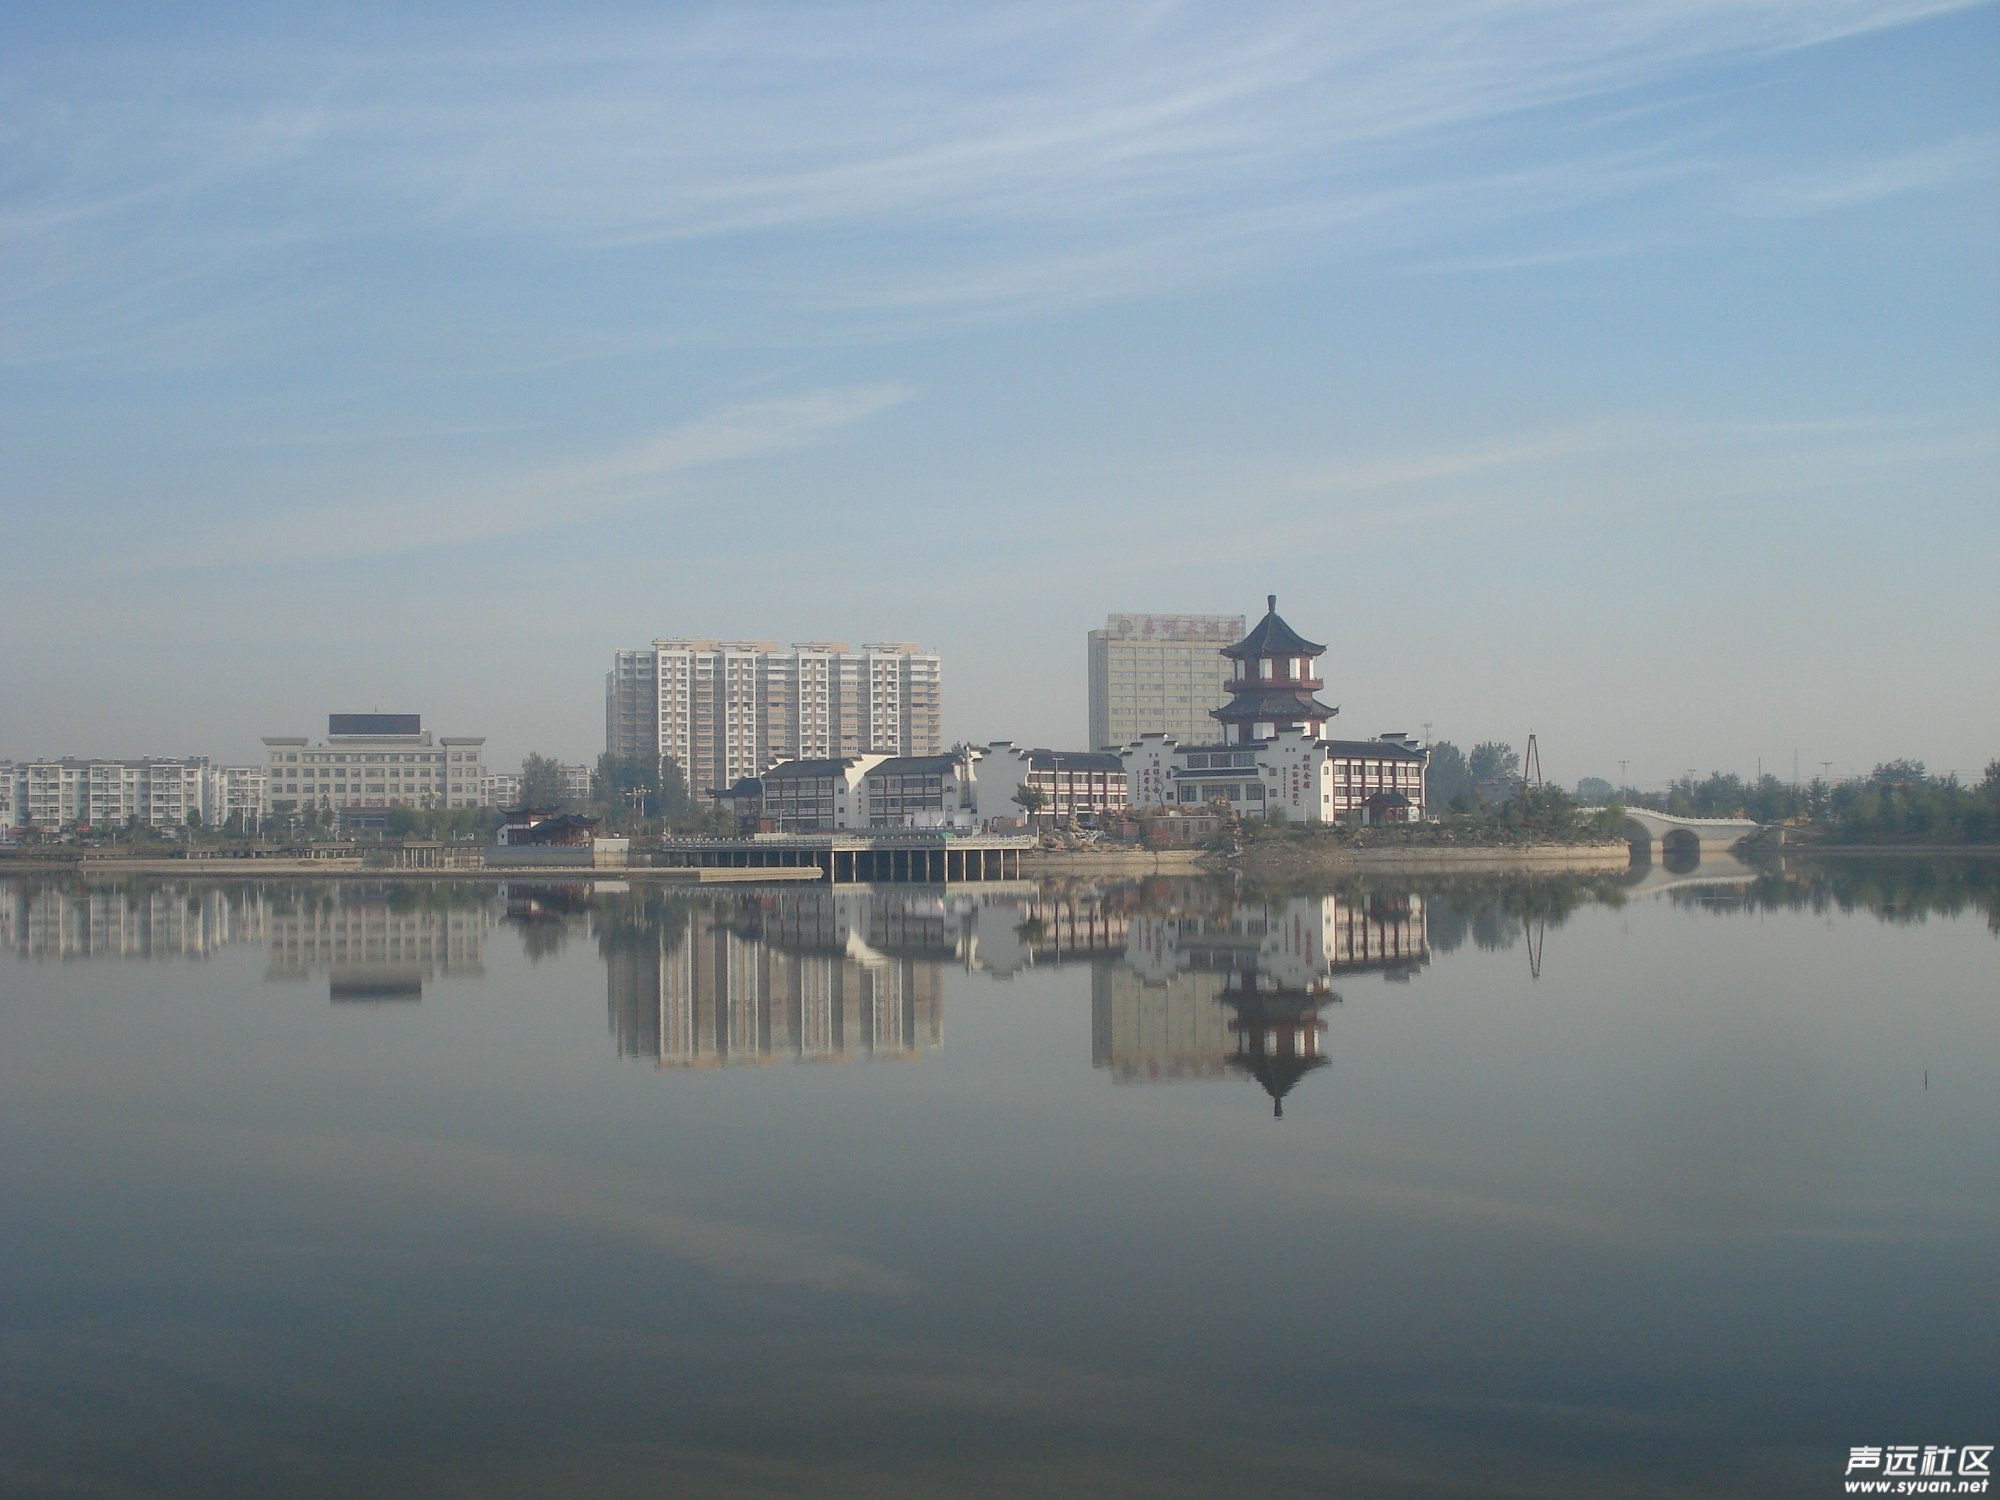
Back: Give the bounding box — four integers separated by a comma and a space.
3, 0, 1996, 788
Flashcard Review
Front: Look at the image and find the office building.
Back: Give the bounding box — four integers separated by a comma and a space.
606, 639, 943, 797
1087, 613, 1244, 751
263, 713, 486, 818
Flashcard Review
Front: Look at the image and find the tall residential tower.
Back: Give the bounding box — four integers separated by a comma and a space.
606, 639, 943, 796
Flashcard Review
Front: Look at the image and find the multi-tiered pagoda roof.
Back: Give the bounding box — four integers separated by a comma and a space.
1210, 595, 1339, 743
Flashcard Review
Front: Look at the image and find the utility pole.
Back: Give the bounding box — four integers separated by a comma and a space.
1618, 759, 1629, 789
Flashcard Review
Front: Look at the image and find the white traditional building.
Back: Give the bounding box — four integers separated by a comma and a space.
730, 751, 977, 833
729, 744, 1129, 834
1120, 597, 1427, 824
972, 744, 1128, 826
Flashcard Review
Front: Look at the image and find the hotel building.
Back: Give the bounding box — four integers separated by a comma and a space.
1087, 613, 1245, 751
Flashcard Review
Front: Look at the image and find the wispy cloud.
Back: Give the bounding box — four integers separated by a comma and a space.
0, 1, 1986, 362
131, 382, 911, 571
1746, 135, 2000, 215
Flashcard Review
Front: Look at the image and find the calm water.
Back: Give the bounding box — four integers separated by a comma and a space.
2, 860, 1995, 1499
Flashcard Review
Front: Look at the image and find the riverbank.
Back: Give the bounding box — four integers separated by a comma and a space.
0, 857, 814, 883
1234, 840, 1634, 879
1019, 848, 1210, 877
1780, 843, 2000, 858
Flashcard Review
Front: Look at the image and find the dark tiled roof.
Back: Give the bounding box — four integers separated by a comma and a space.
1322, 738, 1426, 761
866, 756, 958, 776
762, 758, 856, 780
1211, 690, 1338, 722
1221, 597, 1326, 660
1026, 749, 1124, 772
1364, 790, 1415, 807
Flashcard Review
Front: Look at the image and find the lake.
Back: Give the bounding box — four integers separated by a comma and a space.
2, 859, 1995, 1498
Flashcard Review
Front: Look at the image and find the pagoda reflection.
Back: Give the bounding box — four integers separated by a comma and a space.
1094, 891, 1427, 1114
1216, 966, 1335, 1118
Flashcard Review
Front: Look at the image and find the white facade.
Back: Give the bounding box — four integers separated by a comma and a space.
0, 757, 264, 834
972, 744, 1128, 826
1122, 729, 1427, 824
263, 715, 486, 814
606, 638, 944, 799
560, 762, 593, 806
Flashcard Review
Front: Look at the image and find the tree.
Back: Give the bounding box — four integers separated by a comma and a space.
657, 755, 694, 823
1870, 758, 1928, 786
1012, 784, 1048, 816
1468, 742, 1519, 800
520, 752, 566, 807
1575, 777, 1615, 802
1427, 742, 1473, 810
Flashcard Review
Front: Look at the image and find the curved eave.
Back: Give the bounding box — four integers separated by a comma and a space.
1221, 612, 1327, 660
1211, 692, 1338, 722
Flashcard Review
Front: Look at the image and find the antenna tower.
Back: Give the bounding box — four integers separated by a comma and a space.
1522, 733, 1543, 795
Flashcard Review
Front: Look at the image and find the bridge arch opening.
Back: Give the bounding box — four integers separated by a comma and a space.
1660, 827, 1702, 872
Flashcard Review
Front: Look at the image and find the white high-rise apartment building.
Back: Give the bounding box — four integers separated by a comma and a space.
1087, 613, 1246, 751
606, 639, 944, 797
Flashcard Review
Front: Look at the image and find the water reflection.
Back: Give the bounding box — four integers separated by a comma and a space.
1097, 892, 1429, 1114
1, 861, 1995, 1496
0, 880, 265, 960
600, 888, 945, 1067
266, 885, 491, 1000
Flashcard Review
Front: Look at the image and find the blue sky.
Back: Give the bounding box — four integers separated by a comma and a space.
3, 1, 1995, 785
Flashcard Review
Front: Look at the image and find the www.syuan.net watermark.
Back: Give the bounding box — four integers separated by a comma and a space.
1844, 1446, 1991, 1494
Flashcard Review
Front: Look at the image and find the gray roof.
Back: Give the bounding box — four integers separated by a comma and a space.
761, 758, 857, 780
866, 755, 958, 776
1221, 597, 1326, 660
1322, 738, 1426, 761
1026, 749, 1124, 772
1211, 689, 1338, 723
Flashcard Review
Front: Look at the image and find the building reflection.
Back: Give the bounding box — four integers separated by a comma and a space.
265, 885, 491, 1001
1095, 892, 1428, 1114
0, 879, 266, 960
0, 878, 494, 1004
604, 890, 944, 1068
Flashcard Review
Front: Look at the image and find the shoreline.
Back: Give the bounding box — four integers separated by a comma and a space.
8, 842, 1993, 885
1778, 843, 2000, 859
1234, 841, 1636, 878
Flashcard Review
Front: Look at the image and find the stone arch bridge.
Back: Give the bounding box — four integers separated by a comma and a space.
1579, 807, 1762, 859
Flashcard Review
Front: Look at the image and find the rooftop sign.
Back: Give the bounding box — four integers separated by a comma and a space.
1099, 614, 1245, 640
329, 713, 422, 736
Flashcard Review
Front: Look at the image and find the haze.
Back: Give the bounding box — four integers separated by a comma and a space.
3, 1, 1995, 785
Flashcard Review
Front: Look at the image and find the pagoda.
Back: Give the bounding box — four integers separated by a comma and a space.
1211, 594, 1339, 745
